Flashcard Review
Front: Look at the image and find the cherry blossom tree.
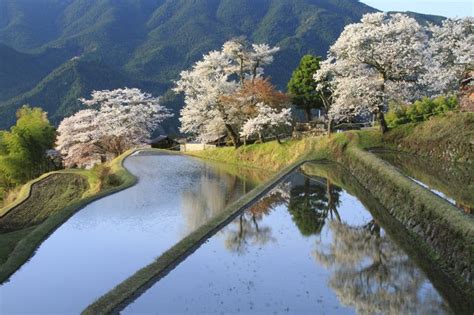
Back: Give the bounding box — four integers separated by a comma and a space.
56, 88, 172, 168
320, 13, 429, 132
176, 38, 280, 147
422, 17, 474, 95
56, 109, 100, 167
240, 103, 292, 143
222, 37, 280, 83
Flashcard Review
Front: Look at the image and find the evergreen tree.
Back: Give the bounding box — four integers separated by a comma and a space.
287, 55, 324, 122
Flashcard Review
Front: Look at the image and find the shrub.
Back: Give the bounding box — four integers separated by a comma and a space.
386, 96, 458, 127
93, 164, 122, 190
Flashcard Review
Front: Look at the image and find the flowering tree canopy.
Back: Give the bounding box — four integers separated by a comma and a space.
319, 13, 429, 132
175, 38, 280, 147
422, 17, 474, 95
315, 14, 473, 133
240, 103, 292, 143
56, 88, 172, 168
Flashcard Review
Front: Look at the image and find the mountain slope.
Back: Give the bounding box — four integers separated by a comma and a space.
0, 44, 71, 101
0, 0, 445, 130
0, 58, 132, 127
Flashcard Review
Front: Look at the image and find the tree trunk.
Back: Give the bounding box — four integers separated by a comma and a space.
252, 215, 259, 233
305, 107, 312, 122
276, 134, 282, 144
327, 117, 333, 136
225, 124, 241, 148
377, 110, 389, 133
327, 180, 341, 221
378, 79, 389, 133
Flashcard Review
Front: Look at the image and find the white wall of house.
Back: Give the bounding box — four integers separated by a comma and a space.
180, 143, 217, 152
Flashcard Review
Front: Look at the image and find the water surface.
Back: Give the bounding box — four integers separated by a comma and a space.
124, 163, 452, 314
0, 152, 268, 314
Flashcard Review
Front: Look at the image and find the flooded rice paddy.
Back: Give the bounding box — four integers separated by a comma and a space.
123, 162, 453, 314
0, 152, 467, 314
0, 152, 268, 314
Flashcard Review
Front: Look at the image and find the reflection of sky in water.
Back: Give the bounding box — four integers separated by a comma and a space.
0, 153, 262, 314
125, 170, 448, 314
408, 176, 457, 204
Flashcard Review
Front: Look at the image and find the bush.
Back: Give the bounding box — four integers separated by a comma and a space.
93, 164, 122, 190
386, 96, 458, 128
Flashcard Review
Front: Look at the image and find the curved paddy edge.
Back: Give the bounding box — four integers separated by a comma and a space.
0, 149, 139, 283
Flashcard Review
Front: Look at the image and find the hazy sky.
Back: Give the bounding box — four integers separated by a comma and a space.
361, 0, 473, 18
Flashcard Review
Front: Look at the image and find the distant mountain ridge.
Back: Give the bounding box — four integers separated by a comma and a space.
0, 0, 444, 131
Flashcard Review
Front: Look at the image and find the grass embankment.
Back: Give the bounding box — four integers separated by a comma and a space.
0, 174, 89, 232
0, 150, 137, 283
383, 112, 474, 163
188, 132, 372, 172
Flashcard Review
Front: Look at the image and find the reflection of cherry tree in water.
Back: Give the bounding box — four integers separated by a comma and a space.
288, 175, 342, 236
182, 169, 245, 234
224, 183, 289, 254
313, 219, 448, 314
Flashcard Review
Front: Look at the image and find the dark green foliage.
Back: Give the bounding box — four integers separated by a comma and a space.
287, 55, 324, 121
0, 106, 56, 188
288, 175, 341, 236
0, 58, 135, 127
0, 0, 444, 131
386, 96, 458, 127
0, 44, 70, 101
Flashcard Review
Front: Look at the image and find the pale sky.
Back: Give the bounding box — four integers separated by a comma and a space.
361, 0, 473, 18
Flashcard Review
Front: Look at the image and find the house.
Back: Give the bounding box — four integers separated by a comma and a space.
148, 135, 179, 150
180, 142, 217, 152
179, 135, 227, 152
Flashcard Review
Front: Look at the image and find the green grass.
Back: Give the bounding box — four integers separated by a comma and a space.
188, 133, 357, 172
0, 227, 34, 265
0, 174, 89, 232
383, 111, 474, 163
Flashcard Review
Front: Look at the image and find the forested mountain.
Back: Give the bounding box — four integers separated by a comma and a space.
0, 0, 442, 131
